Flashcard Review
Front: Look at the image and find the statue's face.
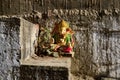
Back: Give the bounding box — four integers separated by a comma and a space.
60, 27, 66, 35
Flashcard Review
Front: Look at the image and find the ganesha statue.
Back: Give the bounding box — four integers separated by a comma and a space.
50, 20, 74, 57
35, 20, 74, 57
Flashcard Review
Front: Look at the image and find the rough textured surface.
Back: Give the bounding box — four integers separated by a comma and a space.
92, 17, 120, 78
0, 9, 120, 80
1, 0, 120, 15
20, 14, 120, 79
20, 65, 68, 80
20, 13, 120, 79
20, 18, 36, 60
0, 18, 20, 80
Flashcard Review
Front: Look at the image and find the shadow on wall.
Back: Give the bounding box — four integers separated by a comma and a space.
19, 65, 68, 80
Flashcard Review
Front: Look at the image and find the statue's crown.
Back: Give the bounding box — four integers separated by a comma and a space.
58, 20, 69, 28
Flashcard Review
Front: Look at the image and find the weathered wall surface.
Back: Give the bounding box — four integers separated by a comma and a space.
0, 18, 20, 80
70, 15, 120, 79
31, 10, 120, 79
0, 10, 120, 80
21, 9, 120, 79
0, 0, 120, 79
1, 0, 120, 15
92, 17, 120, 78
20, 18, 36, 60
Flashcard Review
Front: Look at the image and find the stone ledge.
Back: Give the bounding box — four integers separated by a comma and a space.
20, 56, 71, 68
20, 56, 71, 80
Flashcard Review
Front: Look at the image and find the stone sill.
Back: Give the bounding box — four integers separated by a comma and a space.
20, 56, 71, 68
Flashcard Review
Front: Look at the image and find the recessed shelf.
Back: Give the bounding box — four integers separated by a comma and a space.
20, 55, 71, 68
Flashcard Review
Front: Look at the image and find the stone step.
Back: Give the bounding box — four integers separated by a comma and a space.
20, 57, 71, 80
20, 65, 69, 80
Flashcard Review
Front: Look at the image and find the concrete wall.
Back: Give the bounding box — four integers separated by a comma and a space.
0, 18, 20, 80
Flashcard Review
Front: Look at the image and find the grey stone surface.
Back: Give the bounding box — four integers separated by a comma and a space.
1, 10, 120, 80
91, 17, 120, 78
0, 19, 20, 80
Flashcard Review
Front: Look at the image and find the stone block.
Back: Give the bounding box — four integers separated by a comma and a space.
20, 65, 69, 80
